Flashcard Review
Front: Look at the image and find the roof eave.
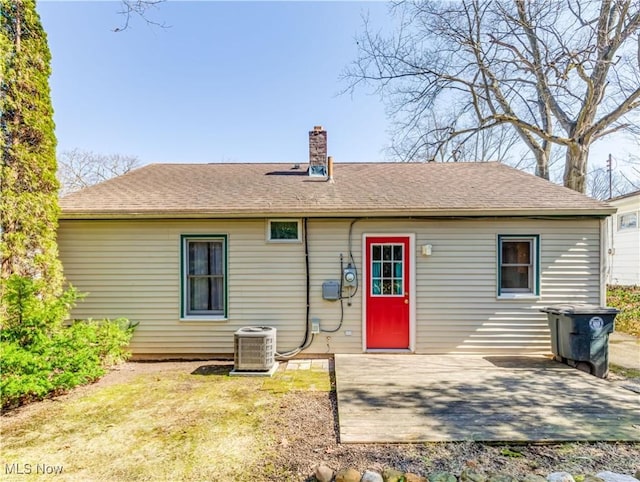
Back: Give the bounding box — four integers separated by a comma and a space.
58, 207, 617, 220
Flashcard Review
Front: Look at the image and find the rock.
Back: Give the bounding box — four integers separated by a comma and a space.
490, 475, 518, 482
362, 470, 384, 482
383, 468, 406, 482
487, 474, 518, 482
548, 473, 576, 482
336, 467, 362, 482
520, 476, 546, 482
582, 476, 605, 482
405, 474, 428, 482
461, 469, 487, 482
429, 472, 457, 482
313, 463, 334, 482
635, 472, 640, 482
596, 472, 639, 482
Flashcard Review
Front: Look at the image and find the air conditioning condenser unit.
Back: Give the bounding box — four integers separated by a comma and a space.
233, 326, 277, 374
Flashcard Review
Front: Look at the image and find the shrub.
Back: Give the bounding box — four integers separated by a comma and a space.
607, 285, 640, 337
1, 274, 79, 347
607, 285, 640, 336
1, 276, 137, 410
0, 339, 54, 406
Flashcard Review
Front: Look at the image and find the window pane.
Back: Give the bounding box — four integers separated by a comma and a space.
383, 262, 392, 277
189, 242, 207, 275
501, 266, 530, 289
394, 262, 402, 278
618, 212, 638, 230
211, 277, 223, 311
382, 279, 392, 294
372, 279, 381, 295
393, 245, 402, 261
502, 241, 531, 264
270, 221, 298, 240
373, 245, 381, 261
210, 242, 223, 275
393, 280, 403, 295
190, 278, 211, 311
372, 262, 381, 278
383, 246, 392, 260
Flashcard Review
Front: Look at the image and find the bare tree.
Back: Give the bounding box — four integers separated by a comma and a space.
625, 139, 640, 187
588, 166, 635, 199
114, 0, 167, 32
57, 149, 140, 196
346, 0, 640, 193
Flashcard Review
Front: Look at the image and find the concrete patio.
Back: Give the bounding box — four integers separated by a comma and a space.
335, 355, 640, 443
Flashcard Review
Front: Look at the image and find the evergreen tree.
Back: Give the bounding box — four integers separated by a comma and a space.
0, 0, 62, 308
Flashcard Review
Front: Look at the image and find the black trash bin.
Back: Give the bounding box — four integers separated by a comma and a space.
540, 304, 619, 378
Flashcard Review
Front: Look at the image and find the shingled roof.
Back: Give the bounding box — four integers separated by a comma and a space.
59, 161, 614, 219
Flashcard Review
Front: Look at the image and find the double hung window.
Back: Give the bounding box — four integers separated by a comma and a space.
182, 236, 227, 318
498, 235, 539, 298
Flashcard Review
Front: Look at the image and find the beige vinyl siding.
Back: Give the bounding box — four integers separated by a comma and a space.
58, 217, 602, 357
58, 220, 306, 356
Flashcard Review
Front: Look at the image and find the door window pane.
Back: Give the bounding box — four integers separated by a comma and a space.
372, 279, 381, 295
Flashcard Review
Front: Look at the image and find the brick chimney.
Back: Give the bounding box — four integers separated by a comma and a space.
308, 126, 327, 177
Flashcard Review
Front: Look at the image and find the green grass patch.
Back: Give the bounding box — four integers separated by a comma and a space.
609, 364, 640, 379
607, 285, 640, 336
0, 363, 331, 481
261, 366, 332, 393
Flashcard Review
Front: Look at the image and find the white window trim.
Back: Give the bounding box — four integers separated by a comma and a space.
180, 235, 228, 321
266, 219, 302, 243
497, 235, 540, 300
617, 211, 638, 231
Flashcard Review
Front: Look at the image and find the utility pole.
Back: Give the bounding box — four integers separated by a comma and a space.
606, 154, 613, 199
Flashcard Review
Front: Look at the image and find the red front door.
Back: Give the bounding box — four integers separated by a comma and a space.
365, 236, 410, 349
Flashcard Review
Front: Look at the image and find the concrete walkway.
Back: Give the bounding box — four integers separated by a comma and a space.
335, 355, 640, 443
609, 332, 640, 371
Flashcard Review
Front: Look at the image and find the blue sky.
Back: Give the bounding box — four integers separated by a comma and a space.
38, 1, 392, 165
37, 1, 636, 180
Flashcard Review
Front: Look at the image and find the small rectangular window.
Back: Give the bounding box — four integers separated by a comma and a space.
181, 235, 227, 318
267, 219, 301, 242
618, 212, 638, 231
498, 235, 539, 298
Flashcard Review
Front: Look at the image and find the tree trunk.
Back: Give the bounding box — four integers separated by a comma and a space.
534, 148, 550, 180
563, 142, 590, 193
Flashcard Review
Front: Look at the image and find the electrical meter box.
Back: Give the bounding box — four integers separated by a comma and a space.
343, 266, 357, 288
322, 280, 341, 301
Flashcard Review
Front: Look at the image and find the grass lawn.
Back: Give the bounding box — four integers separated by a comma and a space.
0, 362, 330, 481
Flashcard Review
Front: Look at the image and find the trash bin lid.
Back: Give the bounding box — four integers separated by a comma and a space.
539, 304, 620, 315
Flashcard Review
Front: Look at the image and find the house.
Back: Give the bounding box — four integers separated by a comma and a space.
606, 190, 640, 286
57, 127, 615, 359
